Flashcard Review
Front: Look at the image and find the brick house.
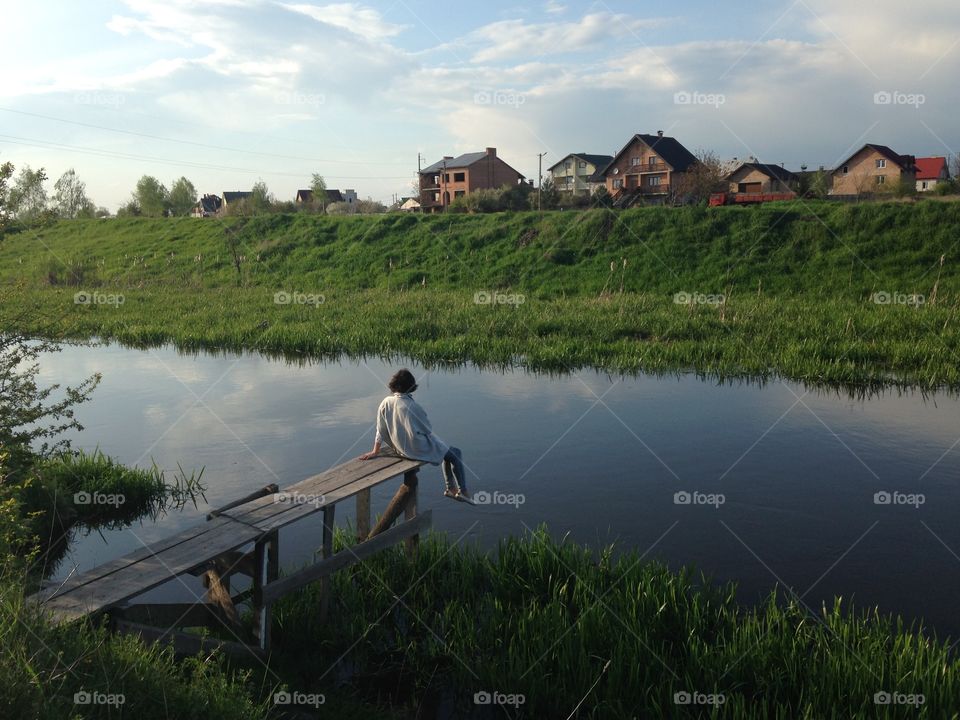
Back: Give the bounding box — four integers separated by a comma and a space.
547, 153, 613, 197
914, 157, 950, 192
831, 144, 916, 196
602, 132, 699, 205
726, 162, 799, 195
419, 147, 525, 212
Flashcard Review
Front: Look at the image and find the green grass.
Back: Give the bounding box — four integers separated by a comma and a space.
2, 203, 959, 389
271, 526, 959, 719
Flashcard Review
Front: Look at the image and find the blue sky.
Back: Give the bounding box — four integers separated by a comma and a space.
1, 0, 958, 208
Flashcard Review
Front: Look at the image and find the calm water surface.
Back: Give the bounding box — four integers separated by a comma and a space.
38, 342, 960, 639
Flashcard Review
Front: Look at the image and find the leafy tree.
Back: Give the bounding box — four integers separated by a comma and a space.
0, 161, 13, 233
310, 173, 328, 213
167, 176, 197, 216
250, 179, 273, 215
8, 165, 49, 223
52, 169, 95, 219
133, 175, 169, 217
530, 178, 560, 210
672, 149, 726, 204
116, 199, 141, 218
501, 182, 533, 211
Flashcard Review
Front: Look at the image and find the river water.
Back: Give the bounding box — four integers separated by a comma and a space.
39, 341, 960, 640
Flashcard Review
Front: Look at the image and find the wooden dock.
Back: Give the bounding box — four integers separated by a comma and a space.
28, 455, 429, 656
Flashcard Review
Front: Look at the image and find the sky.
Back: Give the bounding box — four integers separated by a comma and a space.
1, 0, 958, 209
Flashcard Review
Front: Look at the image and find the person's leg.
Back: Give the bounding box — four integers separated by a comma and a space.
444, 447, 467, 495
442, 448, 461, 494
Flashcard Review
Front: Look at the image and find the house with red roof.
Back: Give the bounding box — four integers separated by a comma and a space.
914, 157, 950, 192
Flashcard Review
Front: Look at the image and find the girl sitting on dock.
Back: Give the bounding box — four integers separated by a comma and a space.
359, 369, 472, 503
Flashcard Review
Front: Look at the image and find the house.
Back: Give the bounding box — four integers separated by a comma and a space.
830, 144, 916, 196
220, 191, 253, 215
548, 153, 614, 197
399, 197, 421, 212
419, 147, 525, 212
601, 131, 699, 206
915, 157, 950, 192
726, 162, 799, 195
191, 194, 222, 218
342, 189, 358, 204
296, 189, 345, 206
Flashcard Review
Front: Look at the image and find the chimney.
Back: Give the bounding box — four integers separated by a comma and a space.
486, 147, 497, 157
443, 155, 453, 161
657, 130, 664, 137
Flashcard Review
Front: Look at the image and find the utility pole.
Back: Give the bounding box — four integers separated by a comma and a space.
537, 152, 548, 211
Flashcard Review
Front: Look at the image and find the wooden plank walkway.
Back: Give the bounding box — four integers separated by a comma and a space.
28, 455, 427, 649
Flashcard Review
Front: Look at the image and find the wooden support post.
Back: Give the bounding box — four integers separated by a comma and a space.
403, 470, 419, 558
367, 470, 419, 540
203, 569, 240, 627
252, 530, 278, 651
319, 504, 336, 622
356, 488, 371, 542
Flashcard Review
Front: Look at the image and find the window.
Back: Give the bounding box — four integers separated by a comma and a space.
443, 173, 450, 182
433, 175, 440, 185
876, 159, 886, 169
649, 176, 662, 186
434, 192, 440, 201
630, 157, 641, 166
565, 161, 572, 169
649, 156, 658, 167
841, 166, 849, 175
613, 179, 624, 189
454, 190, 465, 198
922, 181, 929, 190
876, 175, 886, 185
578, 161, 587, 168
453, 172, 465, 182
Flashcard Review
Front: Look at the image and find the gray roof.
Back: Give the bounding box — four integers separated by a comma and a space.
222, 191, 252, 203
548, 153, 614, 172
728, 162, 800, 183
421, 152, 489, 174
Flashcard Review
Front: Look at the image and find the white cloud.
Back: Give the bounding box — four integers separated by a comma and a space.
281, 2, 407, 41
465, 12, 668, 63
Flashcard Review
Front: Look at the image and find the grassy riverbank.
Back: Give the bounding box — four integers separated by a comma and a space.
1, 202, 958, 388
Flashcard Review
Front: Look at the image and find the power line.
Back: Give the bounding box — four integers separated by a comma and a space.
0, 134, 412, 179
0, 107, 412, 166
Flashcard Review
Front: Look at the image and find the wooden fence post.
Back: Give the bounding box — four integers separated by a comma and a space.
403, 470, 419, 558
252, 530, 279, 651
319, 504, 336, 622
356, 488, 371, 542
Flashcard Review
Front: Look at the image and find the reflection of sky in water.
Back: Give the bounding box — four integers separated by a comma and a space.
37, 342, 960, 638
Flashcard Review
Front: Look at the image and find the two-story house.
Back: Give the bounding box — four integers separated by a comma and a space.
601, 132, 699, 205
831, 144, 916, 196
419, 147, 525, 212
547, 153, 614, 197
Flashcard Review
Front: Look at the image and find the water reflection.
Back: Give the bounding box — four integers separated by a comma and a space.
36, 340, 960, 640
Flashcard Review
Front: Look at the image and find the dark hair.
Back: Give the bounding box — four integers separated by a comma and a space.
388, 368, 418, 394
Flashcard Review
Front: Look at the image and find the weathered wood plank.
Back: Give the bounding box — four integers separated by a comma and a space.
203, 569, 241, 627
251, 460, 425, 534
207, 483, 278, 519
113, 619, 265, 660
32, 456, 426, 625
261, 510, 432, 604
110, 602, 234, 629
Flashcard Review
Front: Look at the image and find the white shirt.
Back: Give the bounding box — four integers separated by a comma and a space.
375, 393, 449, 465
